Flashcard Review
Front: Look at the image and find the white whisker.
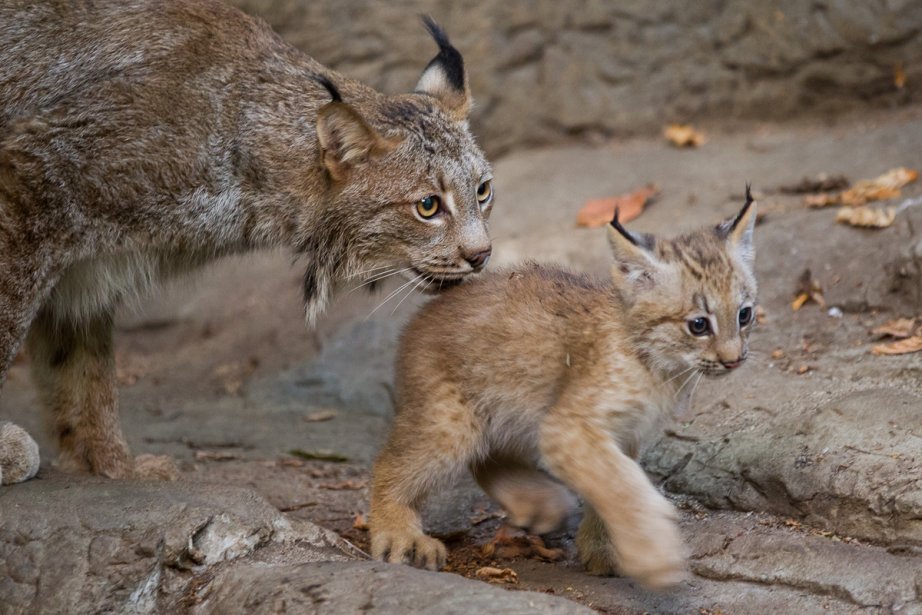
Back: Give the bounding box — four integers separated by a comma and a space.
664, 365, 696, 386
366, 274, 422, 320
347, 266, 413, 295
391, 274, 429, 314
674, 369, 700, 400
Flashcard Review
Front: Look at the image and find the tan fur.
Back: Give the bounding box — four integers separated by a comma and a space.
0, 1, 493, 478
369, 201, 758, 588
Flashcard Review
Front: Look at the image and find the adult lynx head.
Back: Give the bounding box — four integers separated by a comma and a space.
301, 18, 492, 322
607, 189, 758, 378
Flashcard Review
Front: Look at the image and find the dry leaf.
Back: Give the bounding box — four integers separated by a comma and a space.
780, 174, 849, 195
871, 317, 916, 339
792, 269, 825, 311
353, 513, 368, 530
836, 206, 896, 229
805, 192, 842, 208
576, 184, 659, 228
318, 479, 367, 490
481, 528, 564, 562
664, 123, 705, 147
771, 349, 785, 359
840, 167, 918, 206
796, 364, 813, 375
894, 62, 906, 89
872, 336, 922, 356
475, 566, 518, 584
304, 410, 337, 422
755, 305, 767, 324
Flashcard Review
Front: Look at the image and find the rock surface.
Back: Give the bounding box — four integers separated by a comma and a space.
230, 0, 922, 153
3, 114, 922, 612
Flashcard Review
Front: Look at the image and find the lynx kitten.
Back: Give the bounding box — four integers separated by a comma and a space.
370, 193, 758, 588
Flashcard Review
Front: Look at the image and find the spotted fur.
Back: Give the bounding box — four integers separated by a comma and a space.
0, 0, 492, 478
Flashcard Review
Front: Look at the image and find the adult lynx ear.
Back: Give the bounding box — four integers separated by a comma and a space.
415, 16, 471, 121
607, 209, 660, 290
718, 184, 757, 266
315, 77, 396, 182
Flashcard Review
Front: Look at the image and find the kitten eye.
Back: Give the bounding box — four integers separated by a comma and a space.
476, 180, 493, 206
738, 306, 753, 327
687, 317, 711, 337
416, 195, 441, 219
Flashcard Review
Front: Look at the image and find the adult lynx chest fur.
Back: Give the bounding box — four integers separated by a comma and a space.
370, 192, 758, 588
0, 0, 493, 478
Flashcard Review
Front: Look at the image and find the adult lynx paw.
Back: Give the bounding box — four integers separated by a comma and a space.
371, 529, 447, 570
0, 422, 41, 485
614, 494, 688, 589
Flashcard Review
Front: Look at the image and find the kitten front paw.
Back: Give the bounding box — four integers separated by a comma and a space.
371, 529, 447, 570
614, 495, 688, 588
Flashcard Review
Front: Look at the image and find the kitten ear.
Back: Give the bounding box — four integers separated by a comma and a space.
718, 184, 757, 266
607, 208, 660, 289
415, 16, 471, 121
315, 77, 397, 181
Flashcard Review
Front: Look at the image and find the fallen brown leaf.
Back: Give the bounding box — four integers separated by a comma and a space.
304, 410, 337, 422
475, 566, 518, 584
836, 206, 896, 229
770, 349, 785, 359
804, 192, 841, 208
481, 528, 564, 562
895, 62, 906, 89
792, 269, 825, 311
353, 513, 368, 530
576, 184, 659, 228
840, 167, 918, 206
664, 123, 705, 147
780, 174, 849, 195
871, 317, 916, 339
872, 336, 922, 356
318, 479, 367, 490
796, 364, 813, 375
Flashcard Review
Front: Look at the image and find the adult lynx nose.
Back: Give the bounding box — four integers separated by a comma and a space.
463, 247, 492, 271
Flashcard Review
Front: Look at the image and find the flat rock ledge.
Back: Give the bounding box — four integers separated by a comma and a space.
0, 473, 589, 614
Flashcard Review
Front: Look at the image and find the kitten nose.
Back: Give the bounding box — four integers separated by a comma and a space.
720, 358, 743, 370
463, 247, 492, 271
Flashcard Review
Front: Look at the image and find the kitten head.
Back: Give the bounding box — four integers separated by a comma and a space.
303, 18, 492, 324
607, 189, 758, 378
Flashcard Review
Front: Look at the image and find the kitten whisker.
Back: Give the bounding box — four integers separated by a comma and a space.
663, 365, 696, 386
674, 369, 701, 400
688, 371, 705, 404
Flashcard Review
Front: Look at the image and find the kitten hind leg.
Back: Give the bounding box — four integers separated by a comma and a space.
577, 504, 619, 575
473, 457, 576, 534
27, 307, 133, 478
370, 396, 481, 570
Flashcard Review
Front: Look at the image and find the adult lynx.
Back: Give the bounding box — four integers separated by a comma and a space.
0, 1, 493, 478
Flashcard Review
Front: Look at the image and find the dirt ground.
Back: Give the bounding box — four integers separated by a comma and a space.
3, 107, 922, 613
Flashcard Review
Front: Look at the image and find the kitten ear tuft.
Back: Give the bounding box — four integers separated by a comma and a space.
718, 184, 757, 265
415, 16, 471, 121
607, 209, 660, 291
315, 78, 398, 181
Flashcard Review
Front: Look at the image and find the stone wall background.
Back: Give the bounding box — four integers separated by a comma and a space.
231, 1, 916, 153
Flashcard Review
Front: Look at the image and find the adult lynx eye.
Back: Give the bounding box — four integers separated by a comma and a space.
416, 195, 441, 219
687, 317, 711, 336
738, 306, 753, 327
476, 180, 493, 205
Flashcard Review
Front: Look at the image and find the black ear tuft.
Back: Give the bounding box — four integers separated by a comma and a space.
732, 182, 755, 232
609, 207, 638, 246
420, 15, 465, 93
314, 75, 343, 103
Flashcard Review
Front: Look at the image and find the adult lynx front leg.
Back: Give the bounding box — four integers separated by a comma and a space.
27, 308, 132, 478
539, 407, 687, 589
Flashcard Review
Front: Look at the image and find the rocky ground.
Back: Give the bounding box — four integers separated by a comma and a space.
3, 108, 922, 613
